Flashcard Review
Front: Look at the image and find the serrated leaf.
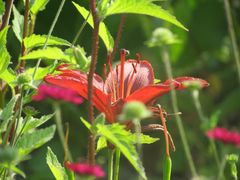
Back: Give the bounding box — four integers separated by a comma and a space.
21, 47, 71, 62
0, 69, 16, 89
0, 26, 11, 74
30, 0, 50, 15
97, 123, 147, 180
96, 136, 107, 152
0, 95, 20, 132
99, 0, 187, 31
12, 5, 24, 42
15, 125, 56, 155
23, 114, 54, 133
46, 147, 68, 180
24, 34, 71, 50
80, 117, 92, 131
131, 133, 159, 144
72, 2, 114, 51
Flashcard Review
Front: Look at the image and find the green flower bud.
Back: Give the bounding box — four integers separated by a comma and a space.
17, 73, 31, 85
118, 101, 152, 122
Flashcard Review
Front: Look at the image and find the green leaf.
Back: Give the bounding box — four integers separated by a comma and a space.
96, 136, 107, 152
163, 156, 172, 180
226, 154, 238, 180
15, 125, 56, 155
0, 95, 20, 132
21, 47, 71, 62
0, 26, 11, 75
0, 69, 17, 89
22, 114, 54, 133
30, 0, 50, 15
12, 5, 24, 42
97, 123, 147, 180
80, 117, 92, 131
0, 163, 26, 178
99, 0, 187, 31
26, 64, 57, 81
46, 147, 68, 180
72, 2, 114, 51
0, 0, 5, 19
24, 34, 71, 50
131, 133, 159, 144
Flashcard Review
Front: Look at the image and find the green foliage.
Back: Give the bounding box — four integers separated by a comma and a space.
0, 0, 5, 19
15, 125, 56, 155
0, 95, 19, 132
30, 0, 50, 15
0, 69, 16, 89
0, 163, 26, 178
12, 5, 24, 43
73, 2, 114, 51
0, 26, 11, 75
98, 0, 187, 30
21, 47, 70, 61
201, 111, 220, 131
22, 113, 54, 133
0, 146, 19, 163
163, 156, 172, 180
46, 147, 68, 180
226, 154, 238, 180
24, 34, 71, 50
26, 64, 57, 81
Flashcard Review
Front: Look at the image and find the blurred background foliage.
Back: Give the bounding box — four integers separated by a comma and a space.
9, 0, 240, 179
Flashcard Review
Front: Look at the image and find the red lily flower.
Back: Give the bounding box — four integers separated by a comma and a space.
44, 50, 209, 123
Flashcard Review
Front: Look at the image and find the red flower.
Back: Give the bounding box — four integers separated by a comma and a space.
65, 161, 105, 178
206, 127, 240, 148
44, 50, 208, 123
32, 83, 84, 105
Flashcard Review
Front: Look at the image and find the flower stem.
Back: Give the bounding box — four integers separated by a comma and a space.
223, 0, 240, 85
113, 149, 121, 180
0, 0, 14, 30
53, 102, 73, 161
108, 148, 115, 180
72, 12, 91, 46
88, 0, 100, 165
161, 46, 198, 177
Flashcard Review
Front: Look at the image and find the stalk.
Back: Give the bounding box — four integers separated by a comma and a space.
161, 46, 198, 177
87, 0, 100, 165
223, 0, 240, 85
0, 0, 14, 30
113, 149, 121, 180
108, 149, 115, 180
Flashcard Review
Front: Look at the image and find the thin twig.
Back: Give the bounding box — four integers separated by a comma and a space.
109, 15, 126, 62
88, 0, 100, 165
223, 0, 240, 85
0, 0, 14, 30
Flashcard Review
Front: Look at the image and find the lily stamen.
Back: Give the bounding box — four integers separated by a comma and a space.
120, 49, 127, 98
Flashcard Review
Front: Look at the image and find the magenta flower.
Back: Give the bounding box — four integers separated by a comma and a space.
32, 83, 83, 105
65, 161, 105, 178
206, 127, 240, 148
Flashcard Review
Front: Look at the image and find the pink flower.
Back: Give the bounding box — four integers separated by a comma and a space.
32, 84, 83, 105
206, 127, 240, 148
65, 162, 105, 178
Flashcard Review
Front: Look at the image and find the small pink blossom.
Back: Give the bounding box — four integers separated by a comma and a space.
206, 127, 240, 148
32, 84, 83, 105
65, 161, 105, 178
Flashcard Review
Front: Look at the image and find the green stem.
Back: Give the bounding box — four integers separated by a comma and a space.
108, 148, 115, 180
217, 155, 227, 180
113, 149, 121, 180
71, 12, 90, 46
53, 102, 73, 161
30, 0, 66, 82
161, 46, 198, 177
223, 0, 240, 85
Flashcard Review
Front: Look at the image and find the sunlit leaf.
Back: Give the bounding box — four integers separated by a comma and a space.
24, 34, 71, 50
21, 47, 71, 62
131, 133, 159, 144
0, 26, 11, 74
96, 136, 107, 152
46, 147, 68, 180
97, 123, 147, 180
26, 64, 57, 81
15, 125, 56, 155
0, 69, 16, 89
0, 95, 20, 132
72, 2, 114, 51
98, 0, 187, 30
12, 5, 24, 42
30, 0, 50, 15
